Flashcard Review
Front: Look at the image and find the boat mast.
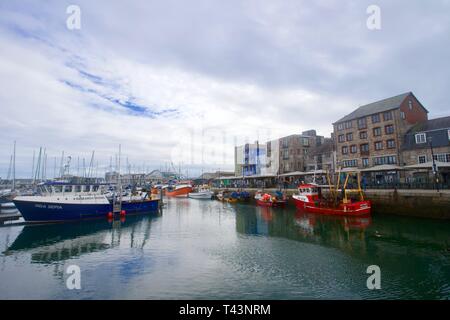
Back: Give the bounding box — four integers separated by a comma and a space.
117, 144, 122, 212
31, 150, 35, 182
12, 141, 16, 191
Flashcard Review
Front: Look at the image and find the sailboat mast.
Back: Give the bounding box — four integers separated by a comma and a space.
12, 141, 16, 191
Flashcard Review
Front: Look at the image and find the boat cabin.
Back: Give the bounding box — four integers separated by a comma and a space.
297, 184, 320, 202
37, 182, 107, 196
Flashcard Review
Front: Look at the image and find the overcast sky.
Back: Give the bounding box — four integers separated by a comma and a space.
1, 0, 450, 178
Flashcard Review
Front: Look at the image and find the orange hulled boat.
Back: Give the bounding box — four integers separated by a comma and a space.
165, 184, 193, 197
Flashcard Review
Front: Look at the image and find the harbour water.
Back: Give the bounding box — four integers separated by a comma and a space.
0, 198, 449, 299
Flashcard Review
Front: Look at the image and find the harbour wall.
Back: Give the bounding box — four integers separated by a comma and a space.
211, 188, 450, 220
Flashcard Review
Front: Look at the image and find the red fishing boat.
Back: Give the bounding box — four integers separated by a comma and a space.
292, 183, 371, 216
165, 184, 193, 197
254, 191, 287, 207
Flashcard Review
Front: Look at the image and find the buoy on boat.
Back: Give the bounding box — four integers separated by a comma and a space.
120, 210, 126, 216
107, 212, 113, 219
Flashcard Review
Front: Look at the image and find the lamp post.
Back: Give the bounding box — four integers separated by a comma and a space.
429, 137, 439, 192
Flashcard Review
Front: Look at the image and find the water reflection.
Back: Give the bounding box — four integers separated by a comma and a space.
3, 213, 161, 264
235, 204, 450, 257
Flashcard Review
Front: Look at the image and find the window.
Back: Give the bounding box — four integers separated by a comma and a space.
346, 132, 353, 141
408, 100, 413, 110
373, 156, 397, 165
374, 141, 383, 150
448, 129, 450, 140
415, 133, 427, 144
360, 131, 368, 139
362, 158, 369, 167
372, 114, 380, 123
360, 143, 369, 154
385, 125, 394, 134
383, 111, 393, 121
302, 138, 309, 146
344, 121, 353, 129
433, 153, 450, 163
373, 127, 382, 136
337, 123, 344, 131
387, 139, 396, 149
338, 134, 345, 143
357, 117, 367, 129
400, 111, 406, 119
342, 146, 349, 154
418, 155, 427, 164
350, 145, 357, 153
342, 159, 358, 167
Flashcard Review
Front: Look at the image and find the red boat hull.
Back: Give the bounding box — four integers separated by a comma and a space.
292, 197, 371, 216
256, 199, 287, 207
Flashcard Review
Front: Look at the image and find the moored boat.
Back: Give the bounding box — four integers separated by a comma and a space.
292, 183, 371, 216
13, 182, 159, 223
188, 185, 213, 199
254, 191, 287, 207
165, 184, 193, 197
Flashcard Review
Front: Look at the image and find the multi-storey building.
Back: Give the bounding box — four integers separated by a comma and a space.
402, 116, 450, 184
234, 142, 267, 176
305, 137, 336, 172
333, 92, 428, 173
278, 130, 324, 174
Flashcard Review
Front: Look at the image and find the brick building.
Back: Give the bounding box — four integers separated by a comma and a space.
333, 92, 428, 177
305, 137, 336, 172
278, 130, 324, 174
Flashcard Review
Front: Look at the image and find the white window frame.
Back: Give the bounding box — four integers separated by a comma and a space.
433, 153, 450, 163
448, 129, 450, 140
418, 155, 427, 164
415, 133, 427, 144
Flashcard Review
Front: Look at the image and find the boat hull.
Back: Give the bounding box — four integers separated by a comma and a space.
188, 191, 213, 199
13, 199, 159, 223
255, 199, 286, 207
166, 186, 193, 197
292, 196, 371, 216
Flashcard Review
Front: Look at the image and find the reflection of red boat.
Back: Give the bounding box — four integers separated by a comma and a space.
254, 191, 287, 207
292, 183, 371, 216
165, 184, 193, 197
259, 207, 273, 222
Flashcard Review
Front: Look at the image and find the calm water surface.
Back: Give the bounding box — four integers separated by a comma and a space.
0, 198, 449, 299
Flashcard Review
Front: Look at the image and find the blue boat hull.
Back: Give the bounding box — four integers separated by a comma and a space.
13, 199, 159, 223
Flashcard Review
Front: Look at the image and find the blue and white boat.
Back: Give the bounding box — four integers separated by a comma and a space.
13, 182, 159, 223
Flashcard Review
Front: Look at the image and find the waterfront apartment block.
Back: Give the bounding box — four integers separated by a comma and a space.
278, 130, 325, 174
234, 130, 327, 177
333, 92, 428, 170
234, 142, 267, 176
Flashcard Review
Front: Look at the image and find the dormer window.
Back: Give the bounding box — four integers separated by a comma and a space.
415, 133, 426, 144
